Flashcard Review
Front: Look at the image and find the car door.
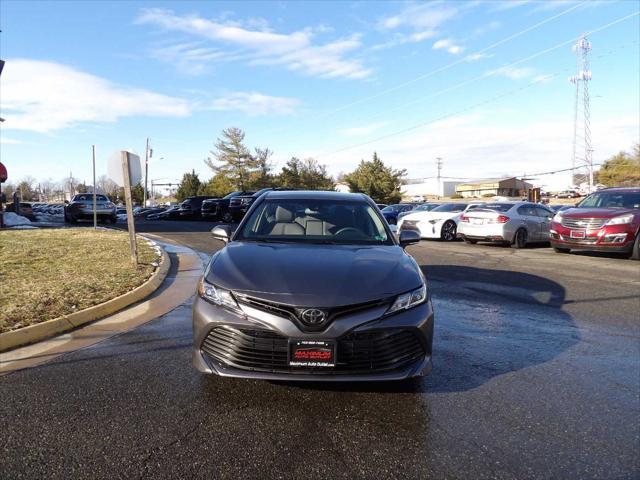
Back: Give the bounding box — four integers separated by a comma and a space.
516, 205, 540, 241
534, 206, 554, 241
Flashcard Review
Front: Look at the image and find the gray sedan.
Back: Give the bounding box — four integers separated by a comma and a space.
457, 202, 555, 248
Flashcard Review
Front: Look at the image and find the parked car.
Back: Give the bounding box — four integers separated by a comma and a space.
397, 203, 441, 221
228, 188, 287, 222
554, 190, 581, 199
135, 207, 167, 219
201, 191, 255, 222
178, 196, 218, 219
398, 203, 482, 241
549, 187, 640, 259
147, 206, 182, 220
411, 195, 426, 202
193, 190, 433, 381
64, 194, 116, 224
457, 202, 555, 248
376, 203, 388, 210
4, 202, 35, 220
381, 204, 416, 225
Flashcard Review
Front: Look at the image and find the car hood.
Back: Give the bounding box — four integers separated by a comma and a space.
206, 242, 423, 307
559, 207, 637, 219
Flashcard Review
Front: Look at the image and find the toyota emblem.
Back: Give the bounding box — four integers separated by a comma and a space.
300, 308, 326, 325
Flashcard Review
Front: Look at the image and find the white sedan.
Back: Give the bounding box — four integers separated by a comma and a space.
398, 203, 482, 241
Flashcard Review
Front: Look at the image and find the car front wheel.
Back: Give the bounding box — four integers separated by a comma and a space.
222, 212, 234, 223
630, 233, 640, 260
440, 220, 457, 241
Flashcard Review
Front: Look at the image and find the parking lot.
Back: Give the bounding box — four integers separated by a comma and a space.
1, 219, 638, 479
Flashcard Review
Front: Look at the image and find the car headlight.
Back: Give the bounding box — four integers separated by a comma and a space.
552, 213, 562, 223
198, 279, 240, 311
428, 218, 442, 224
605, 214, 634, 226
387, 284, 427, 314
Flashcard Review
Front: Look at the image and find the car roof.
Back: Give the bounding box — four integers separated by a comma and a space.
597, 187, 640, 193
263, 190, 369, 202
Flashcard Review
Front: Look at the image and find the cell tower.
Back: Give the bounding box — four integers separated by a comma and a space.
569, 34, 593, 190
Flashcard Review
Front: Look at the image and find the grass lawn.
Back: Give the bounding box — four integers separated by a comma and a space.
0, 228, 159, 333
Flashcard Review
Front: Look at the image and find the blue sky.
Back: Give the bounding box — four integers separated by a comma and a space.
1, 0, 638, 190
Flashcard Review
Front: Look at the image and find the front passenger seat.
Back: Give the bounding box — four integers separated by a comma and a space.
270, 206, 304, 235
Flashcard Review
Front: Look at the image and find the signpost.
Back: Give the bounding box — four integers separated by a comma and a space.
108, 150, 142, 266
0, 161, 7, 228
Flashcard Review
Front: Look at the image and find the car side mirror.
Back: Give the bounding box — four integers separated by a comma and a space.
64, 200, 69, 204
211, 225, 233, 243
399, 229, 420, 248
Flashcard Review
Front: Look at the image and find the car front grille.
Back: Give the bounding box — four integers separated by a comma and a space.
234, 294, 390, 331
201, 326, 425, 375
560, 217, 606, 229
559, 235, 598, 244
202, 204, 218, 214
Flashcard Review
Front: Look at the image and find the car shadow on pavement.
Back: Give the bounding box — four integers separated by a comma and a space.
287, 264, 578, 394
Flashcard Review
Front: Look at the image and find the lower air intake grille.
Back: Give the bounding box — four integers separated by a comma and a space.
201, 326, 424, 375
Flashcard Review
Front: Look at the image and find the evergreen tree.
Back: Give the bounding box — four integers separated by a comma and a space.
199, 171, 235, 197
596, 144, 640, 187
278, 157, 334, 190
205, 128, 258, 190
343, 152, 406, 204
176, 170, 202, 202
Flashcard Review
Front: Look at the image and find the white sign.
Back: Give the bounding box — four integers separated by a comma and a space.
107, 150, 142, 187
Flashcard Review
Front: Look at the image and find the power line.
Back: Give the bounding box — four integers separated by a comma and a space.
318, 10, 639, 160
257, 0, 591, 137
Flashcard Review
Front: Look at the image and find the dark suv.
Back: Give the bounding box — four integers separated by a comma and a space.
228, 188, 278, 222
201, 191, 255, 222
549, 187, 640, 259
178, 196, 218, 219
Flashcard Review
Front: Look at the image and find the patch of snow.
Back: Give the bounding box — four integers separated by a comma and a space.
3, 212, 32, 227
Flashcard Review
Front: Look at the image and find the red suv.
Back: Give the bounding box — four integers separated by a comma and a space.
549, 187, 640, 260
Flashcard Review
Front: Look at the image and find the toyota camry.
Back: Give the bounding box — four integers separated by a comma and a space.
192, 190, 434, 381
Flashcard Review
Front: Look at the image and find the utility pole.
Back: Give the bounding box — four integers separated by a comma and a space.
436, 157, 443, 198
143, 138, 150, 206
569, 34, 593, 191
92, 145, 97, 229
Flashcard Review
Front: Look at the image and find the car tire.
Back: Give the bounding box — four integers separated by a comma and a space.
440, 220, 457, 242
630, 233, 640, 261
64, 211, 76, 224
553, 247, 570, 254
222, 212, 234, 223
464, 239, 478, 245
512, 228, 528, 249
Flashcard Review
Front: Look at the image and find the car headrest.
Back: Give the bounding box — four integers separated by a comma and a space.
275, 206, 294, 223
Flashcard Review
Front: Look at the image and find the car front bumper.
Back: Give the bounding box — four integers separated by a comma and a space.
550, 222, 636, 253
192, 293, 434, 381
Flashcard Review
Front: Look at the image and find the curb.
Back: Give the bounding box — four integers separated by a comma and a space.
0, 241, 171, 353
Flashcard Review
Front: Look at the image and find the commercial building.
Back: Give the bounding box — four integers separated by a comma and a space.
455, 177, 533, 198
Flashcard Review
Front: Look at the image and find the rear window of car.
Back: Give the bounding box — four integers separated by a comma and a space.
479, 203, 512, 212
74, 194, 108, 202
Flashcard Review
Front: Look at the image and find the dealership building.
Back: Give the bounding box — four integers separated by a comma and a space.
455, 177, 533, 198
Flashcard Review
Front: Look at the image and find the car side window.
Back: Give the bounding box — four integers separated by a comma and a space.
517, 206, 534, 216
535, 206, 553, 218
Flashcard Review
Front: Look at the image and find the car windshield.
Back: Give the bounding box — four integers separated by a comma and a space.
431, 203, 467, 213
578, 191, 640, 209
74, 194, 108, 202
477, 203, 513, 212
236, 199, 392, 245
223, 191, 241, 199
382, 204, 405, 212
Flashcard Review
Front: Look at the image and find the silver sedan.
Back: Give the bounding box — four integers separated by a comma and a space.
457, 202, 555, 248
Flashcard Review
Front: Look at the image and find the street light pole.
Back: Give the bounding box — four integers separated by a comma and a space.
143, 138, 150, 206
92, 145, 97, 229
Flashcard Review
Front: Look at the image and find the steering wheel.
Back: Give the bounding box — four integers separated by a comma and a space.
334, 227, 366, 238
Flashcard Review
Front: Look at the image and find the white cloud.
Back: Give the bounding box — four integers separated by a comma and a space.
465, 52, 492, 62
1, 59, 191, 133
211, 91, 300, 116
380, 3, 459, 31
338, 122, 388, 137
137, 9, 371, 80
370, 30, 437, 51
432, 39, 464, 55
487, 66, 535, 80
0, 136, 22, 145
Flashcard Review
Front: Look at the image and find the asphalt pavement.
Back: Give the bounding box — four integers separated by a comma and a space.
1, 219, 638, 479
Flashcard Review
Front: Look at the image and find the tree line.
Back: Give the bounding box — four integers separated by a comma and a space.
175, 127, 407, 204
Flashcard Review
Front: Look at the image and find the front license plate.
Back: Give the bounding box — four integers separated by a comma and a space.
289, 340, 336, 367
570, 230, 586, 239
